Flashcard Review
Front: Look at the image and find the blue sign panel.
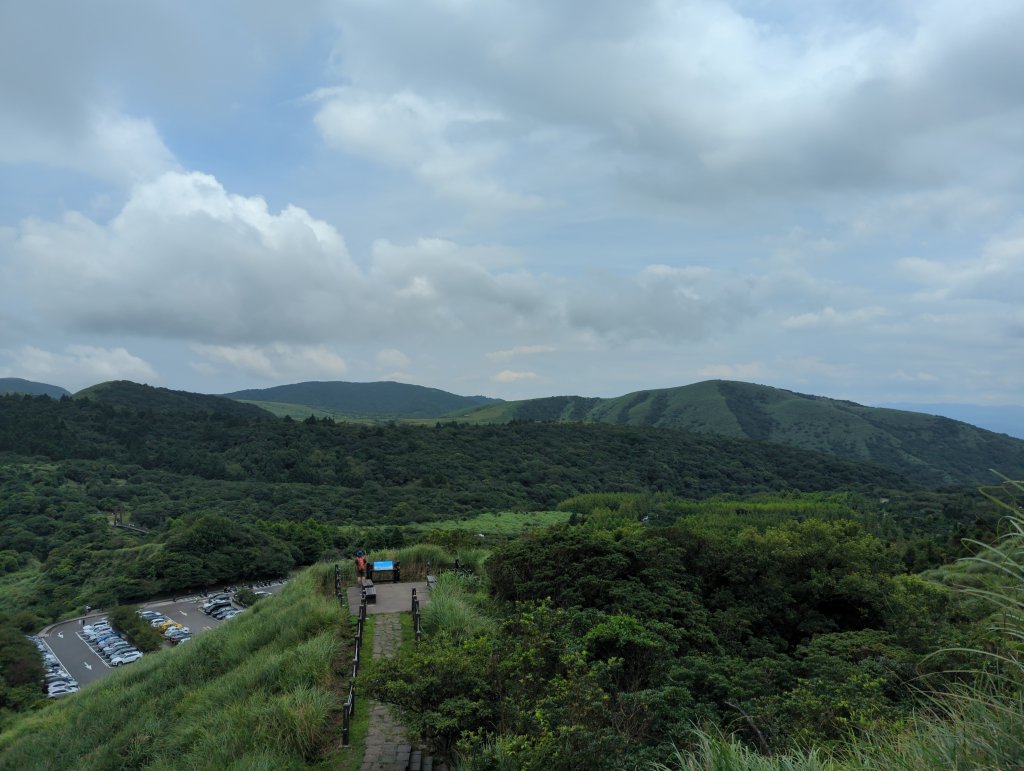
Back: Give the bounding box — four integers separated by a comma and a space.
373, 560, 394, 571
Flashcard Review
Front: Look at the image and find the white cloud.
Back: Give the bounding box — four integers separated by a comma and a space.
0, 108, 178, 185
190, 343, 348, 381
782, 306, 889, 330
0, 345, 157, 391
492, 369, 538, 382
322, 0, 1024, 204
486, 344, 557, 361
8, 171, 361, 343
313, 88, 543, 209
375, 348, 411, 371
898, 228, 1024, 303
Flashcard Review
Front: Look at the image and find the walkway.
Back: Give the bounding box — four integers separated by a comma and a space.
346, 581, 430, 615
361, 614, 411, 771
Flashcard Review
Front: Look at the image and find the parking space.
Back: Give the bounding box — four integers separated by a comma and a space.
38, 580, 288, 691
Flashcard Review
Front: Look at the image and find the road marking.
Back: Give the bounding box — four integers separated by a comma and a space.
57, 632, 64, 639
83, 662, 92, 670
179, 611, 188, 616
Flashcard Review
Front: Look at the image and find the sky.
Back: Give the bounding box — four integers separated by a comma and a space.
1, 0, 1022, 407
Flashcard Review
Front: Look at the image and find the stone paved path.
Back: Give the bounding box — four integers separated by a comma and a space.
361, 614, 412, 771
347, 581, 430, 615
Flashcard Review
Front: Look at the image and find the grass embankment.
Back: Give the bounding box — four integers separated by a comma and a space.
0, 564, 350, 770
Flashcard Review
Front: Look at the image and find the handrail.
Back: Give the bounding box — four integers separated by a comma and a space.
336, 562, 367, 747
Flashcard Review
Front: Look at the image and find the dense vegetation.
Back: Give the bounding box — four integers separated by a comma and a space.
452, 379, 1024, 486
365, 487, 1022, 769
0, 384, 1017, 766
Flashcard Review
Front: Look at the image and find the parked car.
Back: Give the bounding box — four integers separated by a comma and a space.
111, 652, 143, 666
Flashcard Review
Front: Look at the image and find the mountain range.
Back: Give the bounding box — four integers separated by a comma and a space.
446, 380, 1024, 487
0, 377, 70, 399
222, 380, 501, 420
5, 376, 1023, 487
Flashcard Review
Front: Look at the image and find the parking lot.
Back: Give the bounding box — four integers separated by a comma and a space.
39, 581, 287, 689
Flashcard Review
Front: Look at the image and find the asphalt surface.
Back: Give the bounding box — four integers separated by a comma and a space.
39, 581, 287, 689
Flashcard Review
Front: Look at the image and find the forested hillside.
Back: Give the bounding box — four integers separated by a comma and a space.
0, 391, 911, 622
224, 380, 501, 419
451, 379, 1024, 485
74, 381, 270, 418
0, 379, 69, 399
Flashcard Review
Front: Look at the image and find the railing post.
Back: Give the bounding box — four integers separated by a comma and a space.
342, 698, 351, 746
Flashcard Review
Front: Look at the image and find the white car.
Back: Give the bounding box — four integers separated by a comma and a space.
111, 652, 143, 666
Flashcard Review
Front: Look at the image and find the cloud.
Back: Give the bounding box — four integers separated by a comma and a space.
486, 344, 557, 361
782, 306, 889, 330
697, 362, 766, 380
322, 0, 1024, 204
565, 264, 755, 342
0, 108, 178, 185
1, 169, 768, 354
898, 229, 1024, 303
0, 345, 157, 391
8, 171, 361, 343
313, 87, 543, 209
492, 369, 538, 382
190, 343, 348, 381
375, 348, 411, 371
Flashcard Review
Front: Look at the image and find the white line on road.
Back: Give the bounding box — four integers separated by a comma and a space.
57, 632, 64, 639
83, 662, 92, 670
179, 611, 188, 616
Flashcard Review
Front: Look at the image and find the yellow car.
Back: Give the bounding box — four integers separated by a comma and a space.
159, 620, 182, 631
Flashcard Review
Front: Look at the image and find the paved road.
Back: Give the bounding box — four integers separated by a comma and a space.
39, 581, 287, 689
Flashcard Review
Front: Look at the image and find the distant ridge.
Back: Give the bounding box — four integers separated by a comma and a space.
75, 381, 271, 417
223, 380, 502, 420
449, 379, 1024, 486
879, 402, 1024, 441
0, 377, 70, 399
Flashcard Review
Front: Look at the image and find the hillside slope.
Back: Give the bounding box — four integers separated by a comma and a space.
0, 378, 69, 399
75, 381, 271, 418
0, 566, 348, 769
880, 402, 1024, 440
223, 380, 501, 419
451, 380, 1024, 486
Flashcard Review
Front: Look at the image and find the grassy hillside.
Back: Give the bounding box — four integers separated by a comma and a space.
451, 380, 1024, 486
0, 379, 69, 399
223, 380, 501, 420
0, 565, 348, 769
74, 381, 271, 418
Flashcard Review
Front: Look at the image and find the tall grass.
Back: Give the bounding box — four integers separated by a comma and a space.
421, 572, 495, 642
368, 543, 452, 579
0, 564, 349, 770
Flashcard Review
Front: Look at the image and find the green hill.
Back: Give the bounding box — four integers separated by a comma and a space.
0, 566, 350, 769
74, 381, 271, 418
0, 378, 69, 399
450, 380, 1024, 486
222, 380, 501, 420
